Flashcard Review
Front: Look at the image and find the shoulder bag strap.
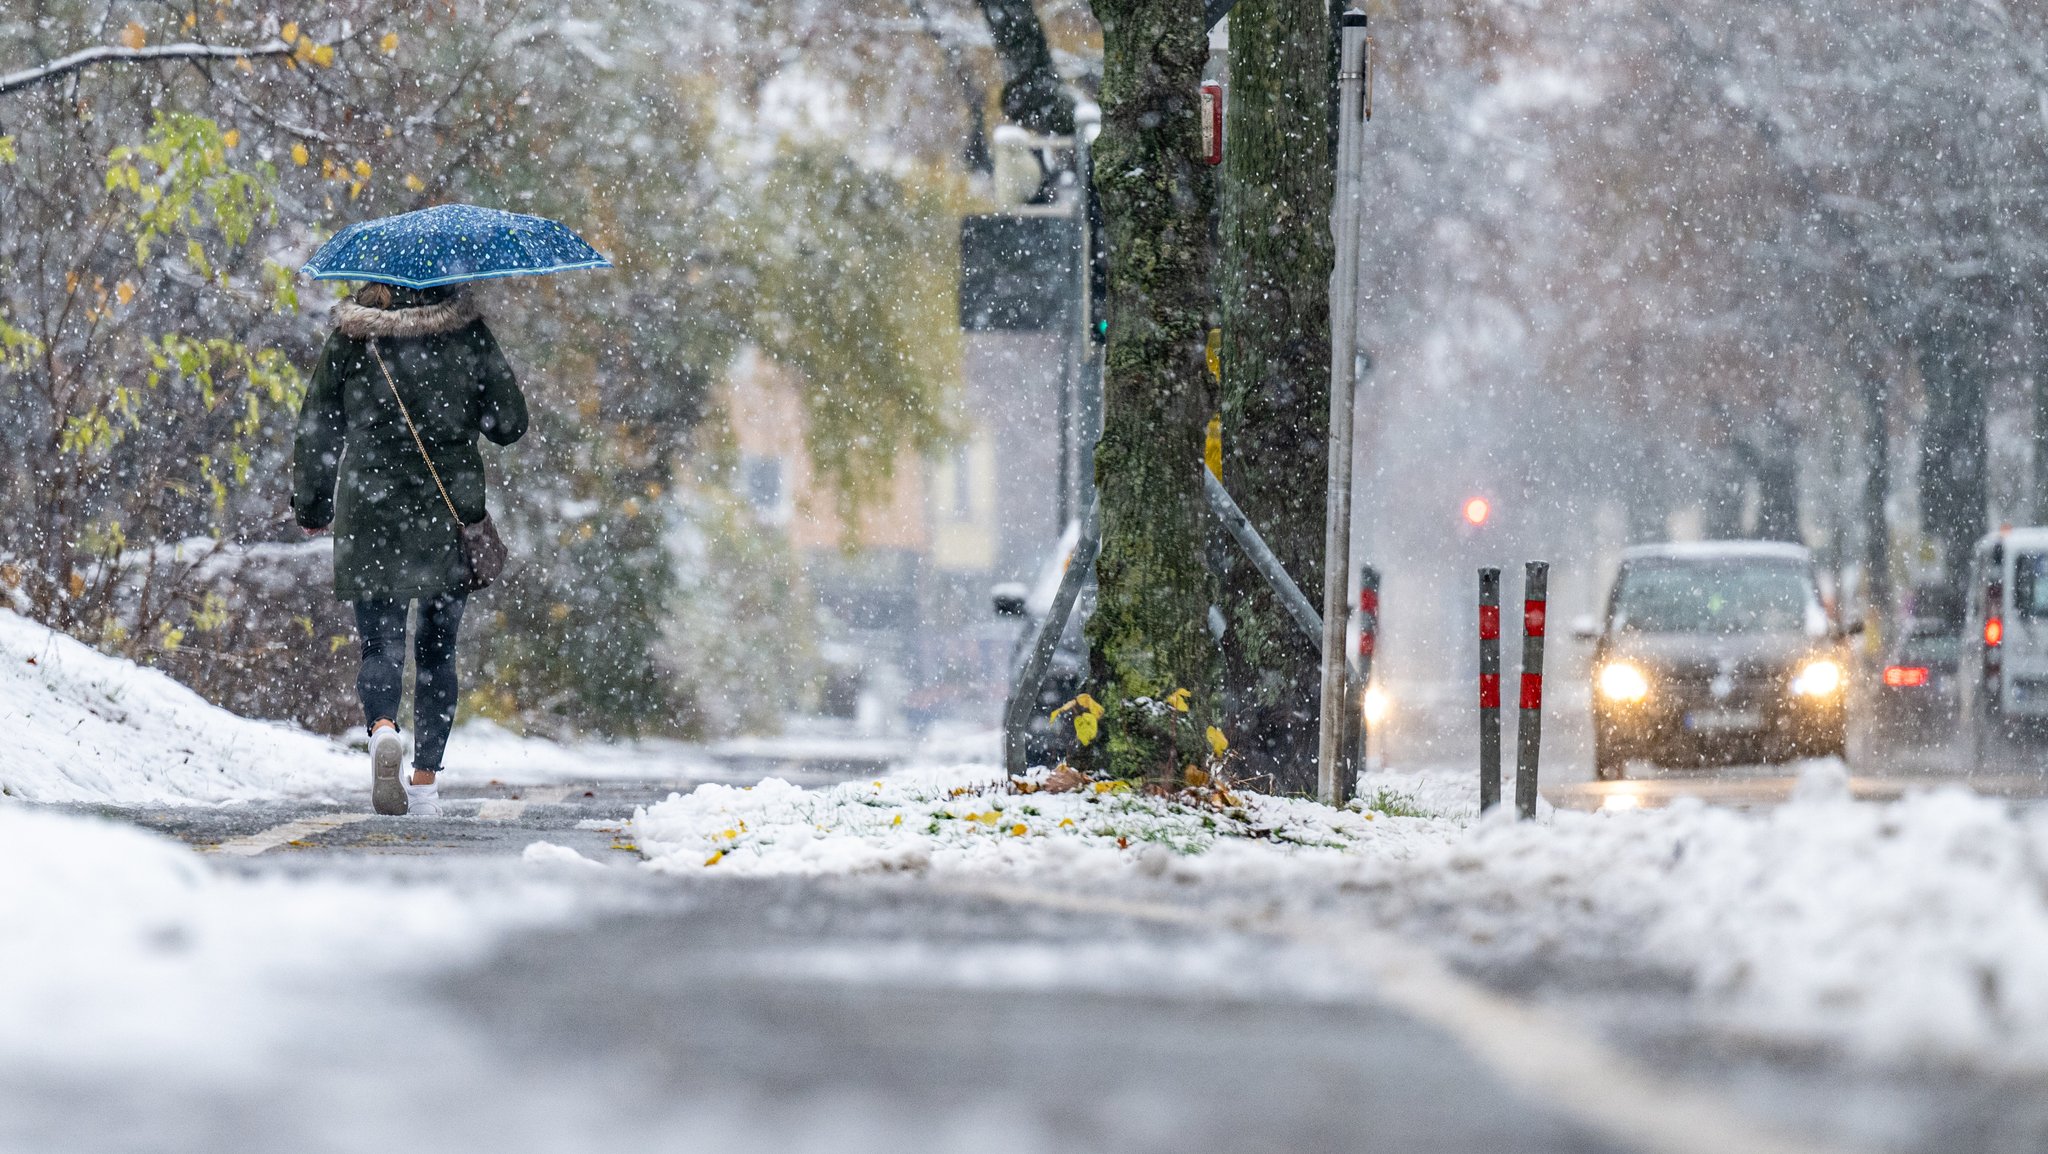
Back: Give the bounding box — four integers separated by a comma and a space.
367, 339, 465, 530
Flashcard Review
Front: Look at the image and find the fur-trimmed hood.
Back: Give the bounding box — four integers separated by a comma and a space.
332, 290, 481, 340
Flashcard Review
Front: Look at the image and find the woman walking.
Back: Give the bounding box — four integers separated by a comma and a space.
292, 282, 527, 816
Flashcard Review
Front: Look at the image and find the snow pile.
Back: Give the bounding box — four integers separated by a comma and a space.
0, 804, 571, 1071
0, 610, 358, 804
630, 763, 1464, 880
1370, 769, 2048, 1071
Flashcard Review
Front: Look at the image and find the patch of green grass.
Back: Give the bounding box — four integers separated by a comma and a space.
1360, 787, 1432, 819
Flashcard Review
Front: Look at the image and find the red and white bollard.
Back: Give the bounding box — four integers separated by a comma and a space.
1478, 568, 1502, 811
1515, 561, 1549, 820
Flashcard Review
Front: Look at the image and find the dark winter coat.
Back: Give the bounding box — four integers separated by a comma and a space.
292, 290, 527, 600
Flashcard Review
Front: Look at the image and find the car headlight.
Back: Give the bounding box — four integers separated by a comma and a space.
1363, 685, 1390, 726
1790, 658, 1844, 699
1597, 661, 1650, 703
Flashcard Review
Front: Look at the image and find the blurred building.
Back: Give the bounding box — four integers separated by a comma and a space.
721, 335, 1064, 734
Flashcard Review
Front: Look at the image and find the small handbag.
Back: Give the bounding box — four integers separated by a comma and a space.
368, 340, 507, 591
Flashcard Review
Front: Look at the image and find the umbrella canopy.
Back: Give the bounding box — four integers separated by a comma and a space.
301, 203, 611, 288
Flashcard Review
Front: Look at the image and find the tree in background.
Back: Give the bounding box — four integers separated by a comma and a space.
1216, 0, 1334, 795
0, 0, 971, 738
1085, 0, 1218, 783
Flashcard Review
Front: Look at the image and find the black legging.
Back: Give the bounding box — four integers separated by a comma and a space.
354, 592, 467, 771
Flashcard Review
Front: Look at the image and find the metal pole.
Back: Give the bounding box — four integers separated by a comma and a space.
1478, 567, 1501, 812
1204, 469, 1323, 649
1074, 108, 1103, 507
1353, 565, 1380, 773
1316, 8, 1370, 807
1515, 561, 1549, 820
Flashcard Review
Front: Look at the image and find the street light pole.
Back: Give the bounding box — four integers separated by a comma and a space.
1316, 9, 1369, 806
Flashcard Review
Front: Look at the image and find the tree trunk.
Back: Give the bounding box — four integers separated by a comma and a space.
1085, 0, 1217, 783
1918, 312, 1989, 599
1216, 0, 1333, 796
1861, 365, 1892, 626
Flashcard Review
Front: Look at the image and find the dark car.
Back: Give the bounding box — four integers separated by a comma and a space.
1869, 620, 1961, 738
1579, 542, 1854, 779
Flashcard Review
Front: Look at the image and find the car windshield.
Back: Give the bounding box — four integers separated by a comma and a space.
1611, 560, 1820, 635
1897, 631, 1960, 664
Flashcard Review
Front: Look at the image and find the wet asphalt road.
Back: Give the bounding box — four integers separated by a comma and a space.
9, 773, 1649, 1154
10, 735, 2048, 1154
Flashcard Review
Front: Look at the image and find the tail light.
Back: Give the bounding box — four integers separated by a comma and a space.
1986, 617, 2004, 647
1883, 665, 1929, 688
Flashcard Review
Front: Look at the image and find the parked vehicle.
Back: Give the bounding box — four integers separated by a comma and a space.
1868, 618, 1962, 739
1577, 542, 1854, 780
1959, 528, 2048, 768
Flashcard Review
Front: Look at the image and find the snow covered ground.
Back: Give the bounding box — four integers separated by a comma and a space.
0, 609, 361, 804
633, 760, 2048, 1075
0, 803, 577, 1074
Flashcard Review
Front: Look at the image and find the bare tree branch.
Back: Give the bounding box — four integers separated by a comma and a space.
0, 40, 290, 98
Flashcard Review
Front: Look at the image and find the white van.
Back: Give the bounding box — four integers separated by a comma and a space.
1959, 527, 2048, 765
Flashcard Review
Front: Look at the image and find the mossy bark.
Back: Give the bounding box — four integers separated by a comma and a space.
1217, 0, 1334, 795
1085, 0, 1218, 784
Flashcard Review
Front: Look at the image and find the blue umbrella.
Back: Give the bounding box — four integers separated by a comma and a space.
301, 203, 612, 288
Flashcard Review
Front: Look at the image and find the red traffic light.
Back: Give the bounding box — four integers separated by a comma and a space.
1462, 497, 1491, 526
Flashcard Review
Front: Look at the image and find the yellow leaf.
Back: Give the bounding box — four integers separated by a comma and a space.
184, 11, 197, 28
380, 31, 400, 54
348, 180, 363, 201
403, 173, 425, 192
548, 603, 571, 621
234, 55, 253, 72
114, 281, 135, 305
1010, 823, 1027, 836
312, 43, 335, 67
1206, 726, 1229, 756
703, 850, 724, 866
1058, 818, 1074, 828
290, 143, 309, 166
1205, 412, 1223, 479
1075, 693, 1104, 716
1073, 711, 1098, 746
66, 572, 84, 598
353, 158, 371, 179
118, 22, 146, 50
976, 812, 999, 826
1165, 687, 1191, 713
890, 814, 903, 827
1184, 765, 1210, 788
221, 129, 240, 149
279, 22, 299, 44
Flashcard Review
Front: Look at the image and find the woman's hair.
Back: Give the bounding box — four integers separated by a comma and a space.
352, 282, 395, 310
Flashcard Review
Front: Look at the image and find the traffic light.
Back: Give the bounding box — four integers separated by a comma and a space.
1463, 496, 1491, 527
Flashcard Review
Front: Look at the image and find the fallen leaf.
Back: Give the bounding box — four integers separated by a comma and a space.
380, 31, 399, 54
1206, 726, 1229, 756
1165, 687, 1191, 712
1042, 765, 1088, 793
290, 143, 309, 166
118, 22, 146, 50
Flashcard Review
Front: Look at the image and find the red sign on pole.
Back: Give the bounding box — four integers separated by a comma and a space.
1200, 81, 1223, 165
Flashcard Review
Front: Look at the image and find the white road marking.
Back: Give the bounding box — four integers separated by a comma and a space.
476, 786, 571, 822
950, 882, 1858, 1154
204, 813, 373, 857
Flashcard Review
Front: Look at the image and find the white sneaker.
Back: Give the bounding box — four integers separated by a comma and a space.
370, 727, 408, 816
404, 780, 443, 817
